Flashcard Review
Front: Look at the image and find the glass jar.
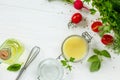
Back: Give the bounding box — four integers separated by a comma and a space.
37, 58, 64, 80
61, 31, 92, 62
0, 39, 24, 64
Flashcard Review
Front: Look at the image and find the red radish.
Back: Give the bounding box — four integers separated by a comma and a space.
91, 21, 103, 32
68, 13, 82, 28
71, 13, 82, 24
74, 0, 89, 10
101, 34, 114, 45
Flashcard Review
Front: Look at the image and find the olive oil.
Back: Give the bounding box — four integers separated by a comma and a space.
0, 39, 24, 64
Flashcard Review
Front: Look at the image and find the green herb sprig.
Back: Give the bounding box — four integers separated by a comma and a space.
84, 0, 120, 54
61, 57, 75, 71
88, 49, 111, 72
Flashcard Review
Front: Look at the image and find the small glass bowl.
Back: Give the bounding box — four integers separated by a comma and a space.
37, 58, 64, 80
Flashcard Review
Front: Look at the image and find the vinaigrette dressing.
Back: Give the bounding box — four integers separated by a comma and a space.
62, 36, 88, 61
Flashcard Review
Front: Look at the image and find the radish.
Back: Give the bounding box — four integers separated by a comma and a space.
71, 13, 82, 24
68, 13, 82, 28
74, 0, 89, 10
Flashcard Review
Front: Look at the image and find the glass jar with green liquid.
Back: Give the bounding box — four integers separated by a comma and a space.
0, 39, 24, 64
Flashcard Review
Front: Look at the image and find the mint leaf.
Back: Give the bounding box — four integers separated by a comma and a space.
61, 60, 67, 66
69, 57, 75, 62
90, 61, 101, 72
87, 55, 100, 62
93, 49, 101, 55
101, 50, 111, 58
7, 64, 21, 71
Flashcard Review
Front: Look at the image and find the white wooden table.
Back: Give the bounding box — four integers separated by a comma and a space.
0, 0, 120, 80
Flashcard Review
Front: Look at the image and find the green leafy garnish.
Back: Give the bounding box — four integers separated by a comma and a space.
88, 49, 111, 72
7, 64, 21, 71
66, 65, 72, 71
83, 0, 90, 3
61, 60, 67, 66
90, 61, 101, 72
84, 0, 120, 54
101, 50, 111, 58
87, 55, 99, 62
90, 9, 96, 15
93, 49, 111, 58
61, 57, 75, 71
69, 57, 75, 62
93, 49, 101, 55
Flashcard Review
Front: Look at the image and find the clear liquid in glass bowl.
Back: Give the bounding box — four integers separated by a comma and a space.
37, 58, 64, 80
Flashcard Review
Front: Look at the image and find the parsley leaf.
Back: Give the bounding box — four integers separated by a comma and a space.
90, 9, 96, 15
61, 60, 67, 66
84, 0, 120, 54
66, 65, 72, 71
69, 57, 75, 62
83, 0, 90, 2
61, 57, 75, 71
